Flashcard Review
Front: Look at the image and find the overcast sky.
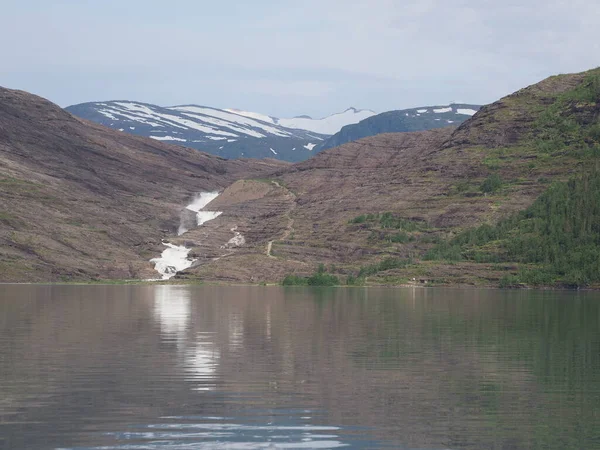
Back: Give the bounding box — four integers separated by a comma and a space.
1, 0, 599, 117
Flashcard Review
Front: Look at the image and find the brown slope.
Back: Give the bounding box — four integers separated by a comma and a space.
178, 68, 599, 285
0, 87, 284, 282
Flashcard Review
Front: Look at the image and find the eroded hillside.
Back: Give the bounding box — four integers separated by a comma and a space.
176, 68, 600, 288
0, 87, 283, 282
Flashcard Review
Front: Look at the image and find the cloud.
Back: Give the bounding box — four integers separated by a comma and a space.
1, 0, 598, 115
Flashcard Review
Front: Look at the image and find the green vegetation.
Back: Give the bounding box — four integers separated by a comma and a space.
426, 168, 600, 287
534, 71, 600, 155
357, 257, 411, 278
345, 274, 364, 286
282, 264, 340, 286
282, 257, 413, 286
480, 173, 503, 193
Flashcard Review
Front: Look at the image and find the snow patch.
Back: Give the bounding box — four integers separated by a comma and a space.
184, 192, 220, 213
270, 148, 278, 155
224, 108, 276, 124
196, 211, 222, 227
178, 191, 224, 235
417, 109, 428, 113
150, 136, 187, 142
457, 108, 478, 116
206, 136, 227, 141
98, 110, 119, 120
172, 106, 290, 137
278, 108, 376, 135
434, 107, 452, 113
303, 143, 316, 151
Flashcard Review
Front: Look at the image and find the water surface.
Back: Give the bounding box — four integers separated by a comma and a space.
0, 285, 598, 449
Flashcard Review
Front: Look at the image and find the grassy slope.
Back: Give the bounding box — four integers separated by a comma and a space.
272, 68, 600, 288
369, 68, 600, 288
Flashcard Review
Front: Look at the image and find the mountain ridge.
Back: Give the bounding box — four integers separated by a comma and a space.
316, 103, 481, 152
66, 101, 375, 162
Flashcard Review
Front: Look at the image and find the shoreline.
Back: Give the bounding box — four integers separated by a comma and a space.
1, 280, 598, 292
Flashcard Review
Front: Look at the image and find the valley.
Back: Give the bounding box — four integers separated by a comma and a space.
1, 68, 599, 288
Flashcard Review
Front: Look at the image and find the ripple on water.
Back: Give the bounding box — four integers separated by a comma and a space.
58, 415, 354, 449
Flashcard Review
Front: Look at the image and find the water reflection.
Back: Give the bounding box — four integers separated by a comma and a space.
153, 285, 191, 341
0, 285, 598, 450
94, 416, 349, 449
185, 333, 220, 391
153, 286, 220, 391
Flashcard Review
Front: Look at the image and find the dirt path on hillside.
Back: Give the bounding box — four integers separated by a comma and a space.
266, 180, 296, 258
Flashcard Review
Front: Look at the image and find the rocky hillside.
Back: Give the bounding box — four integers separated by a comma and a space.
171, 68, 600, 288
2, 68, 598, 286
316, 104, 480, 152
66, 102, 375, 162
0, 87, 283, 282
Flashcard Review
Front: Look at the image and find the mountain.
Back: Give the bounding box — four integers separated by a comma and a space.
3, 68, 599, 287
276, 107, 376, 134
316, 104, 480, 152
65, 102, 374, 162
167, 68, 600, 288
0, 87, 282, 282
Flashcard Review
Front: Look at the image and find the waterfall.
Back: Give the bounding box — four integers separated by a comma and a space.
150, 191, 223, 280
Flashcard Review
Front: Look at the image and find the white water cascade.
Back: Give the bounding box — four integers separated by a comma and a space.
178, 191, 223, 235
150, 191, 223, 280
150, 243, 196, 281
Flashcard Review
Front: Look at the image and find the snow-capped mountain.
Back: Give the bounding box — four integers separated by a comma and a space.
316, 103, 482, 152
224, 107, 376, 135
66, 102, 373, 162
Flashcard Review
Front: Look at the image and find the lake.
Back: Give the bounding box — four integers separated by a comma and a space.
0, 285, 598, 449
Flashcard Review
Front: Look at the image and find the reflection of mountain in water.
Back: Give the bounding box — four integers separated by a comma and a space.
0, 285, 598, 449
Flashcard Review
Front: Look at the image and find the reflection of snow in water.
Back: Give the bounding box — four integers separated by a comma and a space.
152, 285, 191, 339
185, 333, 220, 391
152, 286, 220, 391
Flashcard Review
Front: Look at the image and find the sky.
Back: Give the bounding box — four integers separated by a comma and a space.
1, 0, 599, 118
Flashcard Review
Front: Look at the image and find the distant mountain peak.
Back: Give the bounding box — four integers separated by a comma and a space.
277, 108, 377, 135
315, 103, 482, 152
